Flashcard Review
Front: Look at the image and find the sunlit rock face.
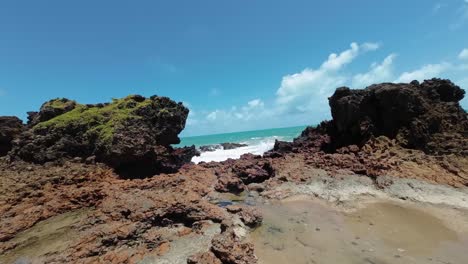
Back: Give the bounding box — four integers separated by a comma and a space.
10, 95, 198, 176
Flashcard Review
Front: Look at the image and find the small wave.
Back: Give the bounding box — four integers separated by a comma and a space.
192, 136, 280, 164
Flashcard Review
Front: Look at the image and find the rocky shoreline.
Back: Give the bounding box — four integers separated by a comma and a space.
199, 143, 248, 153
1, 79, 467, 263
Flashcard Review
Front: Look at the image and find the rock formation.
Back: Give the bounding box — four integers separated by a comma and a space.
268, 78, 468, 186
9, 95, 198, 176
220, 143, 248, 150
274, 79, 468, 156
1, 79, 467, 263
327, 79, 467, 154
199, 143, 248, 152
0, 116, 24, 156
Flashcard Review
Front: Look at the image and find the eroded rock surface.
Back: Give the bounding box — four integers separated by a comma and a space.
205, 154, 275, 193
199, 143, 248, 152
324, 79, 466, 154
0, 116, 24, 156
270, 79, 468, 186
9, 95, 198, 176
1, 79, 467, 263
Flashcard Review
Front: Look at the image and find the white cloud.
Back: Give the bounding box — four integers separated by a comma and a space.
247, 99, 264, 108
206, 110, 218, 121
185, 41, 468, 136
205, 99, 267, 123
361, 42, 381, 51
459, 48, 468, 60
276, 42, 379, 114
395, 63, 451, 83
352, 54, 397, 88
321, 42, 360, 71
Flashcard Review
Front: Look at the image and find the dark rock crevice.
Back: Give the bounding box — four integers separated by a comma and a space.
0, 117, 24, 156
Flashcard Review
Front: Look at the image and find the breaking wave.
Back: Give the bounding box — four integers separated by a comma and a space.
191, 136, 283, 163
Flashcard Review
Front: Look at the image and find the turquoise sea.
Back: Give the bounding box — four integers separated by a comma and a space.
178, 125, 307, 147
177, 125, 307, 163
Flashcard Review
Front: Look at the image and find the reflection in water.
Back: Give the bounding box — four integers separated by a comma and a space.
250, 199, 468, 264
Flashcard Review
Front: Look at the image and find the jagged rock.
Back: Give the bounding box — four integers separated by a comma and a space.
187, 251, 222, 264
268, 124, 331, 156
215, 174, 246, 193
200, 145, 222, 152
272, 79, 467, 156
0, 116, 24, 156
212, 154, 275, 193
327, 79, 468, 154
225, 205, 262, 227
10, 95, 198, 176
272, 139, 293, 153
199, 143, 248, 152
220, 143, 248, 150
27, 98, 77, 126
211, 230, 257, 264
232, 154, 275, 184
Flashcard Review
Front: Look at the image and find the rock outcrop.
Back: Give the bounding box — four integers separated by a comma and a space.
199, 143, 248, 152
273, 79, 468, 156
1, 79, 467, 263
204, 154, 275, 193
220, 143, 248, 150
268, 79, 468, 186
326, 79, 467, 154
10, 95, 198, 176
26, 98, 77, 127
0, 116, 24, 156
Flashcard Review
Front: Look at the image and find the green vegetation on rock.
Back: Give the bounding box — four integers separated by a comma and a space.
34, 95, 154, 145
11, 94, 192, 172
44, 98, 77, 110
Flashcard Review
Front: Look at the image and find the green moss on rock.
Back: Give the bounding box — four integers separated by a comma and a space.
34, 95, 153, 146
44, 98, 77, 110
11, 94, 194, 175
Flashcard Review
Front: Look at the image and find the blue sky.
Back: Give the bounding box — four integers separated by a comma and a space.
1, 0, 468, 136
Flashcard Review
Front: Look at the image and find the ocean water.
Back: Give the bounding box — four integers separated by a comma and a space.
177, 126, 307, 163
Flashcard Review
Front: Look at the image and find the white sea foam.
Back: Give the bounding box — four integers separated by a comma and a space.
191, 136, 281, 163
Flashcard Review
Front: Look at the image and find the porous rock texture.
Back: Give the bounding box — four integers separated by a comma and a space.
325, 79, 467, 154
8, 95, 198, 176
1, 79, 468, 264
0, 116, 24, 156
269, 79, 468, 186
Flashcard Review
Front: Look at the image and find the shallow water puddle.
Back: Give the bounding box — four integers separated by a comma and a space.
250, 199, 468, 264
0, 209, 91, 263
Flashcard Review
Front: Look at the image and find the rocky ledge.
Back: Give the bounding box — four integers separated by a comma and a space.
0, 79, 467, 264
4, 95, 199, 177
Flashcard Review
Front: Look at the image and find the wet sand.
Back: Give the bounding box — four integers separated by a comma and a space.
250, 198, 468, 264
0, 209, 90, 264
